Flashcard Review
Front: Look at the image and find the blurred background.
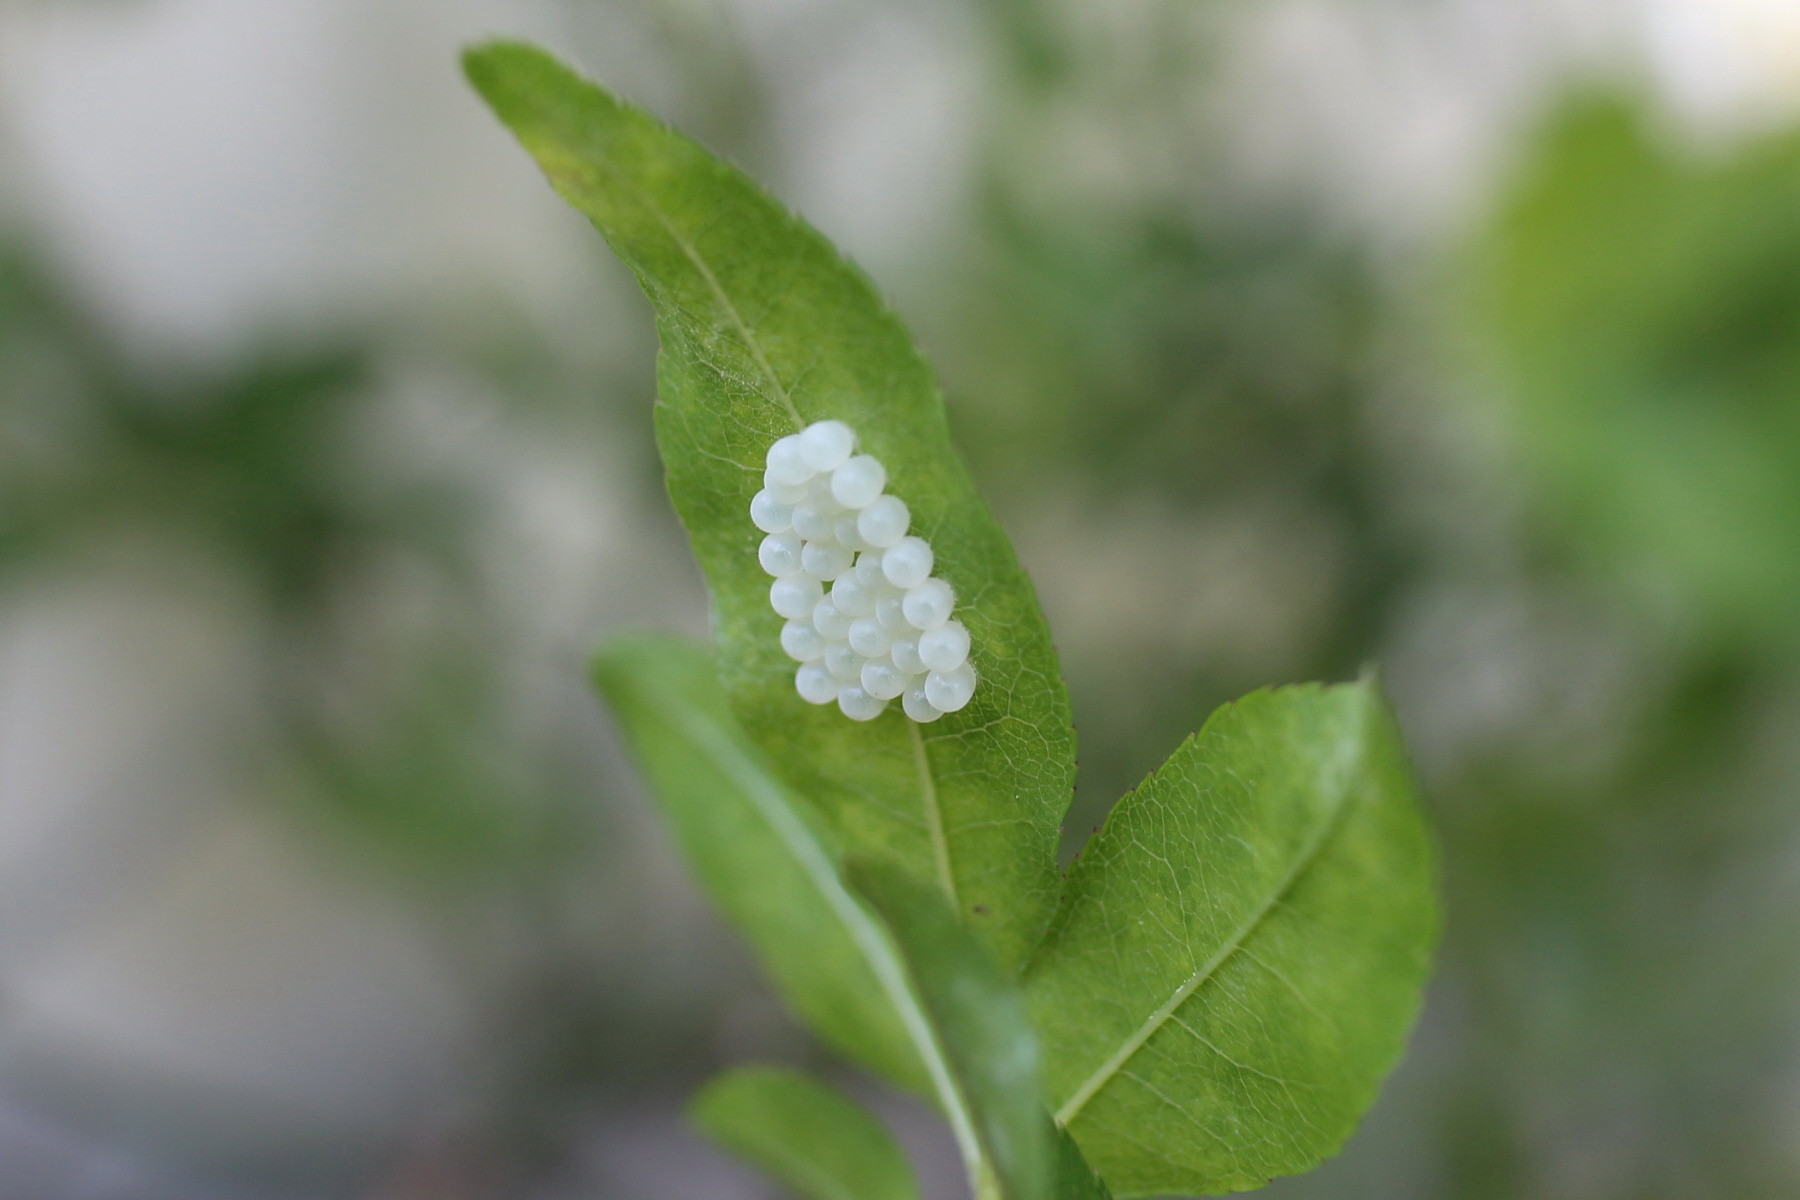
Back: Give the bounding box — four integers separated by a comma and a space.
3, 0, 1799, 1196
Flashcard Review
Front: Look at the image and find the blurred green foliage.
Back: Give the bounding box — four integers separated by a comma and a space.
1416, 94, 1800, 1200
1480, 96, 1800, 648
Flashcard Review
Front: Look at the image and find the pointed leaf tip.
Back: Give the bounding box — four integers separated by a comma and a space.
467, 41, 1075, 974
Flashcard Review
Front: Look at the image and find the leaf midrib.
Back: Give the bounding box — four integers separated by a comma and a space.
1053, 699, 1371, 1126
545, 142, 807, 432
613, 166, 968, 923
644, 203, 806, 432
910, 721, 959, 908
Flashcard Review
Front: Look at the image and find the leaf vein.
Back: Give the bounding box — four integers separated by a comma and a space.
1053, 698, 1371, 1127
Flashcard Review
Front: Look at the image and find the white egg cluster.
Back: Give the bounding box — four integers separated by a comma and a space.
751, 420, 976, 723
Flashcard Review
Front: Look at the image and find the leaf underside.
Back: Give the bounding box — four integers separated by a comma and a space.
849, 859, 1059, 1200
465, 40, 1075, 976
690, 1065, 920, 1200
593, 633, 926, 1091
1024, 681, 1437, 1197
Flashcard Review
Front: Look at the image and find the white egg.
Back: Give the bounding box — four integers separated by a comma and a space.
799, 420, 855, 471
853, 550, 887, 587
763, 472, 809, 505
770, 576, 822, 620
801, 539, 854, 581
781, 620, 826, 662
860, 658, 910, 701
888, 635, 924, 675
902, 684, 944, 723
824, 643, 866, 682
856, 495, 909, 548
837, 684, 887, 722
833, 513, 871, 552
881, 537, 933, 589
758, 532, 804, 577
924, 662, 976, 713
875, 596, 910, 635
902, 578, 955, 630
830, 572, 877, 617
796, 662, 838, 705
750, 489, 794, 534
918, 619, 970, 672
765, 434, 813, 486
805, 473, 845, 515
830, 455, 887, 508
791, 503, 835, 542
812, 596, 854, 640
848, 616, 892, 658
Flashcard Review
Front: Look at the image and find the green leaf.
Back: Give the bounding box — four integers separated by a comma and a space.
465, 41, 1073, 969
1475, 93, 1800, 642
592, 633, 925, 1091
1024, 681, 1437, 1197
1052, 1127, 1114, 1200
596, 633, 1023, 1195
690, 1066, 920, 1200
848, 859, 1057, 1200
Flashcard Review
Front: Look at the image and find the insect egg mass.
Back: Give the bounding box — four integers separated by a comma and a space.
750, 420, 976, 722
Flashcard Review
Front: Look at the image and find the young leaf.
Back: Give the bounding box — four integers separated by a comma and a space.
465, 41, 1073, 969
1024, 681, 1437, 1197
690, 1066, 920, 1200
593, 633, 925, 1092
848, 859, 1057, 1200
